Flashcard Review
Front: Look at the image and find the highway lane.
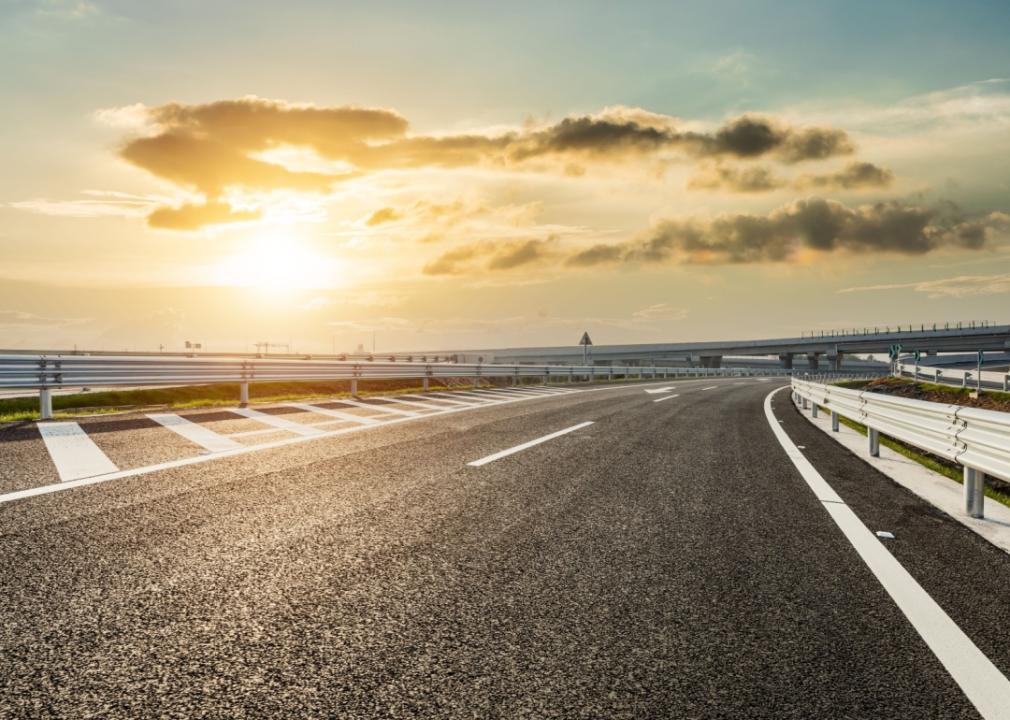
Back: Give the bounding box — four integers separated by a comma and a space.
2, 378, 1010, 718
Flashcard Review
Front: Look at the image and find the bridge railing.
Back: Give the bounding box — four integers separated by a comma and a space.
895, 361, 1010, 392
1, 354, 810, 420
791, 377, 1010, 520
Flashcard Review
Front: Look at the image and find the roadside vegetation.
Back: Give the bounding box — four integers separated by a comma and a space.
833, 376, 1010, 412
0, 374, 663, 423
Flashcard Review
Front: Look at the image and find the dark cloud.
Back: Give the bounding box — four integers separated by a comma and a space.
115, 98, 859, 229
799, 161, 894, 190
147, 201, 261, 230
690, 161, 894, 193
564, 199, 1005, 266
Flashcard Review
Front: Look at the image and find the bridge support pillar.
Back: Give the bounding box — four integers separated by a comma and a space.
827, 351, 843, 372
807, 353, 821, 371
239, 382, 249, 407
699, 355, 722, 369
779, 354, 794, 370
39, 388, 53, 420
965, 467, 985, 518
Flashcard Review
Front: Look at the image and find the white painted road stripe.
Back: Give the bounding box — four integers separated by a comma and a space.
645, 386, 677, 395
37, 422, 119, 481
701, 386, 719, 391
400, 393, 470, 406
428, 391, 501, 403
232, 407, 325, 436
376, 396, 446, 411
338, 398, 419, 416
147, 413, 242, 453
467, 421, 595, 467
1, 380, 677, 506
764, 387, 1010, 718
653, 394, 681, 403
288, 402, 381, 425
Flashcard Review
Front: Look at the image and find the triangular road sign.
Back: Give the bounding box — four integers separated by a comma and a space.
579, 331, 593, 346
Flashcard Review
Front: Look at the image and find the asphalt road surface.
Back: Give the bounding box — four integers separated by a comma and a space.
2, 378, 1010, 718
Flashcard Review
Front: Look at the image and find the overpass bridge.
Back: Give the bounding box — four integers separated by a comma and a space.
457, 323, 1010, 371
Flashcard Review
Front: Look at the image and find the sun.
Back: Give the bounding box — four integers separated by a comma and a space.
212, 226, 342, 293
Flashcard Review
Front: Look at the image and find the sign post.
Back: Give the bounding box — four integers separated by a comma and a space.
579, 331, 593, 366
978, 350, 984, 392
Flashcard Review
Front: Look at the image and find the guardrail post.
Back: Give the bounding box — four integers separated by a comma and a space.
422, 377, 430, 392
811, 403, 818, 418
868, 428, 880, 457
964, 467, 985, 518
1004, 374, 1009, 392
801, 397, 809, 410
962, 373, 967, 388
351, 378, 358, 396
239, 382, 250, 407
39, 388, 53, 420
831, 411, 839, 432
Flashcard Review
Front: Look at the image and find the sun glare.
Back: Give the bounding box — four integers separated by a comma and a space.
212, 227, 343, 293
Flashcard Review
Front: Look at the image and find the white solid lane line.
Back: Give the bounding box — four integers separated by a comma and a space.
764, 387, 1010, 719
288, 402, 382, 425
338, 398, 419, 416
37, 422, 119, 482
653, 394, 681, 403
148, 413, 242, 453
232, 407, 325, 436
467, 421, 595, 467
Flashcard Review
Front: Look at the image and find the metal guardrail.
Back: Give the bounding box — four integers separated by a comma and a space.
1, 354, 812, 420
896, 361, 1010, 392
791, 377, 1010, 519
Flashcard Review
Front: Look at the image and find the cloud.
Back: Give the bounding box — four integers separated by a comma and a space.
711, 51, 755, 81
109, 97, 859, 229
365, 207, 403, 225
689, 161, 893, 193
564, 200, 1009, 266
422, 243, 486, 275
838, 273, 1010, 299
486, 237, 556, 270
147, 201, 262, 230
9, 192, 157, 218
424, 237, 558, 275
688, 164, 785, 193
798, 161, 894, 190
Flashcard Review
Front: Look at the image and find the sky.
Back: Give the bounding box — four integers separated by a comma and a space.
2, 0, 1009, 354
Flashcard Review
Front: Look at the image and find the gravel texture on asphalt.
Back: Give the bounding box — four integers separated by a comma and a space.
1, 378, 1007, 718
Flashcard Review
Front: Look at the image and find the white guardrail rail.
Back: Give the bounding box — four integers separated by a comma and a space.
896, 361, 1010, 392
791, 377, 1010, 519
0, 353, 844, 420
